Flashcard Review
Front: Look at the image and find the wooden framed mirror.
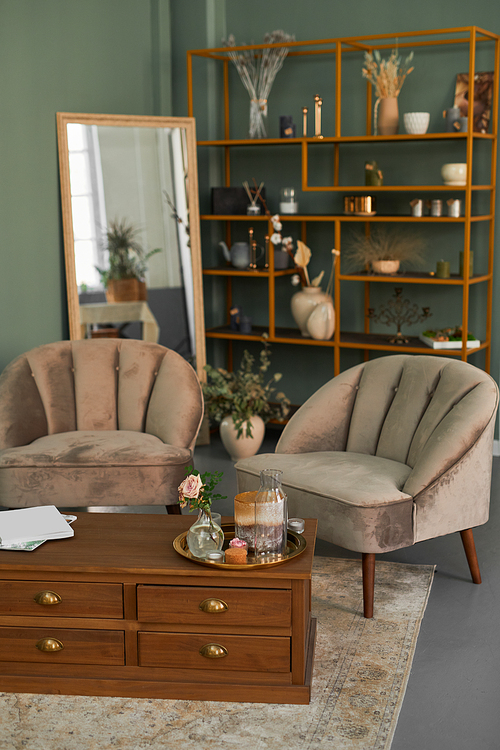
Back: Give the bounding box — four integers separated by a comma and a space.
57, 112, 206, 379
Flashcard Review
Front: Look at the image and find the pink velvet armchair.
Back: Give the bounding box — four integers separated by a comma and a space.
0, 340, 204, 510
235, 355, 498, 617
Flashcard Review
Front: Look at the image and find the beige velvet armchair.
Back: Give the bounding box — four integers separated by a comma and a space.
236, 355, 498, 617
0, 340, 203, 510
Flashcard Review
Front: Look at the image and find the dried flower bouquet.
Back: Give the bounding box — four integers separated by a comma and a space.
362, 49, 414, 133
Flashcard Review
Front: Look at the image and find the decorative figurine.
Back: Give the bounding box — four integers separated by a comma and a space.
365, 160, 383, 186
367, 287, 431, 344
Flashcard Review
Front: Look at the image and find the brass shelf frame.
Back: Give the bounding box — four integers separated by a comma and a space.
188, 26, 500, 375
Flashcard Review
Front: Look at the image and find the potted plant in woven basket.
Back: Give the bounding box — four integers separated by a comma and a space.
96, 219, 160, 303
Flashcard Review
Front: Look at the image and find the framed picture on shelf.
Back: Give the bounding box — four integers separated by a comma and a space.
454, 72, 494, 133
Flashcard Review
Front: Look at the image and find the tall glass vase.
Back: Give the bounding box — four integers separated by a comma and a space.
254, 469, 288, 557
186, 509, 224, 559
249, 98, 268, 138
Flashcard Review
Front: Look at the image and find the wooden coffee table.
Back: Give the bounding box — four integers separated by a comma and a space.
0, 513, 317, 704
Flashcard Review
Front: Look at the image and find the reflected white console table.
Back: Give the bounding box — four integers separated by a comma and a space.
80, 301, 160, 343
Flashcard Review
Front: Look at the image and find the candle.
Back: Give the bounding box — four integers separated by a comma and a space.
436, 260, 450, 279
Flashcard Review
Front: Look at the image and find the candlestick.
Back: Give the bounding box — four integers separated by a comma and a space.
314, 95, 323, 138
302, 107, 308, 136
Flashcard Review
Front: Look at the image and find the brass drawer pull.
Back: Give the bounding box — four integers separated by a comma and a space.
35, 637, 64, 653
199, 597, 228, 613
34, 590, 62, 606
199, 643, 228, 659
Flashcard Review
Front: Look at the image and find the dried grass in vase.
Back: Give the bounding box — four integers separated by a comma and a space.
362, 49, 414, 134
345, 227, 426, 274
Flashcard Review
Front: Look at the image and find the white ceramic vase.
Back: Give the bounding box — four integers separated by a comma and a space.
403, 112, 430, 134
219, 414, 265, 462
306, 297, 335, 340
291, 286, 330, 336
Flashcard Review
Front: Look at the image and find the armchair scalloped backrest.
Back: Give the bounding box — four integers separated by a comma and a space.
277, 354, 497, 472
0, 339, 203, 453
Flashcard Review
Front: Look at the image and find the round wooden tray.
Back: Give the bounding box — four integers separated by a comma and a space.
173, 522, 307, 570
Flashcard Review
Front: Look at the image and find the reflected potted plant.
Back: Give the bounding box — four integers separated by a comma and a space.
345, 227, 426, 275
202, 339, 290, 461
96, 219, 161, 303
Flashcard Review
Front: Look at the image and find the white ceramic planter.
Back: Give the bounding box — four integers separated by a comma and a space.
291, 286, 330, 336
219, 414, 265, 462
306, 297, 335, 340
371, 259, 400, 274
403, 112, 430, 134
441, 163, 467, 186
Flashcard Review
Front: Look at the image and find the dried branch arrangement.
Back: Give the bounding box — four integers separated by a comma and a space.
362, 49, 414, 99
224, 30, 295, 138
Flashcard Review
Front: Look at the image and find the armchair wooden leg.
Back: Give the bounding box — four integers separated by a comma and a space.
166, 504, 182, 515
362, 553, 376, 618
460, 528, 482, 584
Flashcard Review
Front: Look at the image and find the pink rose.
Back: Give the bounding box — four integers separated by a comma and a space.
178, 473, 203, 500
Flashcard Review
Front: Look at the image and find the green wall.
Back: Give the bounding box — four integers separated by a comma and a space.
0, 0, 171, 369
1, 0, 499, 410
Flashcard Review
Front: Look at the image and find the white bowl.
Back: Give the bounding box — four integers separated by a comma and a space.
441, 163, 467, 186
403, 112, 430, 135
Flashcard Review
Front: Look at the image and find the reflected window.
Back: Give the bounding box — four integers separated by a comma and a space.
67, 123, 107, 290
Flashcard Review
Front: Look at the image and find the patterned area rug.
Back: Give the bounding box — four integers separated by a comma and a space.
0, 557, 434, 750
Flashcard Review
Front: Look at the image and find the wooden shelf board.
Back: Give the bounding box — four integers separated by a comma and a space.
203, 266, 296, 277
197, 133, 494, 147
339, 272, 490, 285
205, 326, 486, 356
201, 214, 493, 223
303, 184, 492, 192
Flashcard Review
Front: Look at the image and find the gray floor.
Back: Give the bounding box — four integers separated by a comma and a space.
71, 428, 500, 750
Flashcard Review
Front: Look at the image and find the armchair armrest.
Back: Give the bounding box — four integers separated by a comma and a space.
277, 364, 364, 454
0, 355, 48, 449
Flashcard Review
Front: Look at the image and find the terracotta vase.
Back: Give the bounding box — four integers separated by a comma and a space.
219, 414, 265, 462
377, 97, 399, 135
291, 286, 330, 336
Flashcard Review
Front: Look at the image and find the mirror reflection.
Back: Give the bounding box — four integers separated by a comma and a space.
57, 113, 205, 378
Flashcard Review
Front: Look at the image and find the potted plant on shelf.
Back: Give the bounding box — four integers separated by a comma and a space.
202, 340, 290, 461
344, 227, 426, 276
96, 219, 161, 303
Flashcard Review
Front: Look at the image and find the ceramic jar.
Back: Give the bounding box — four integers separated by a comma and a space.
291, 286, 330, 336
441, 163, 467, 186
219, 414, 265, 462
371, 260, 400, 274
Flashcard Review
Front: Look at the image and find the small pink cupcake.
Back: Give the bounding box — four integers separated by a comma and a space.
225, 537, 248, 564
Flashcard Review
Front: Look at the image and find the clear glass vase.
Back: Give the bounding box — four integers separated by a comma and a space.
249, 98, 268, 138
254, 469, 288, 557
186, 509, 224, 559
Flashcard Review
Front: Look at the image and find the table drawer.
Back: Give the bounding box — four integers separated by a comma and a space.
137, 585, 291, 627
138, 632, 290, 672
0, 581, 123, 619
0, 626, 124, 665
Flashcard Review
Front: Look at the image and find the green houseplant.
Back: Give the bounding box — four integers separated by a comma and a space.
202, 341, 290, 461
96, 219, 160, 302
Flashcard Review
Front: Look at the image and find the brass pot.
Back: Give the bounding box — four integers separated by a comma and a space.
343, 195, 377, 215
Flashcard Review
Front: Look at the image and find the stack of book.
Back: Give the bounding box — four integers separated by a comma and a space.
0, 505, 75, 551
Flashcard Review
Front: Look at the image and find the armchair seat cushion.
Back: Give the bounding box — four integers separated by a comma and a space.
0, 431, 191, 508
236, 451, 414, 554
0, 431, 190, 468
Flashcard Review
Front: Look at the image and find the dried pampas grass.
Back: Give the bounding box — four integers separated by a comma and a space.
345, 227, 427, 272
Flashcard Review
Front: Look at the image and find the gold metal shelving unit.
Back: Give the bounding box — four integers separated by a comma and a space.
187, 26, 499, 375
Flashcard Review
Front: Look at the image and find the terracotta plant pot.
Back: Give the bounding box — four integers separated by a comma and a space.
106, 279, 147, 303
